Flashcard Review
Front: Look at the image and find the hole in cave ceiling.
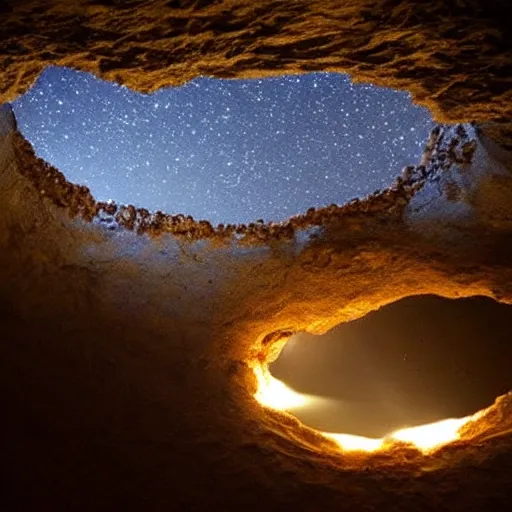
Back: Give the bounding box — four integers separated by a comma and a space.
13, 66, 434, 225
269, 295, 512, 440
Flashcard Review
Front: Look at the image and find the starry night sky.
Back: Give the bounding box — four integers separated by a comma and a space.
13, 66, 433, 225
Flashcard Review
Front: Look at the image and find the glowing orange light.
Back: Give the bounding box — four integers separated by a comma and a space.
322, 432, 384, 452
253, 363, 481, 454
389, 416, 473, 451
253, 365, 310, 409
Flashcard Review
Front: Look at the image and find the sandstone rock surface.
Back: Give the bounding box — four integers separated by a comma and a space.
1, 104, 512, 510
0, 1, 512, 510
1, 0, 511, 146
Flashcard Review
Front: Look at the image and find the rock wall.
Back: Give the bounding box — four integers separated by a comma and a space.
1, 1, 512, 510
1, 0, 511, 146
2, 102, 512, 510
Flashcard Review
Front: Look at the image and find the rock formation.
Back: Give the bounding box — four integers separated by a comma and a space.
1, 0, 511, 149
1, 1, 512, 511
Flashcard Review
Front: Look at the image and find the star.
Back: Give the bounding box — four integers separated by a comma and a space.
13, 67, 433, 225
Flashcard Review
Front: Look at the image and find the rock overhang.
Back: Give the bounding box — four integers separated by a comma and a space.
1, 0, 510, 145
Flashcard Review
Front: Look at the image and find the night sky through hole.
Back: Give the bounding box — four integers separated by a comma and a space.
14, 67, 433, 225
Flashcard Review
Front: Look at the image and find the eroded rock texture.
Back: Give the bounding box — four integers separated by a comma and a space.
1, 1, 512, 511
2, 103, 512, 511
1, 0, 511, 146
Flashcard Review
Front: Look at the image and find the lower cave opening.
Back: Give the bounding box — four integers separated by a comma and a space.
269, 295, 512, 442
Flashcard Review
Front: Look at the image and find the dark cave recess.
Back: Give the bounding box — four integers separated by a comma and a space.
271, 295, 512, 438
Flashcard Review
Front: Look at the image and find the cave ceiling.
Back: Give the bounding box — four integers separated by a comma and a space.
1, 0, 511, 146
1, 1, 512, 511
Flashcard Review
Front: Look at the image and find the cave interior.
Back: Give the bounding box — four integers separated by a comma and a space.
1, 1, 512, 511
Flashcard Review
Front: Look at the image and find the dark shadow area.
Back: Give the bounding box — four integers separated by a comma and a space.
271, 295, 512, 438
